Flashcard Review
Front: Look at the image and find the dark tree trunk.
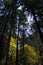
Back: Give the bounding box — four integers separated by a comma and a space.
16, 22, 19, 65
31, 9, 43, 65
5, 28, 11, 65
23, 26, 24, 57
22, 25, 25, 65
23, 31, 25, 65
0, 7, 11, 41
5, 1, 17, 65
0, 8, 11, 61
16, 37, 18, 65
31, 10, 43, 44
5, 12, 17, 65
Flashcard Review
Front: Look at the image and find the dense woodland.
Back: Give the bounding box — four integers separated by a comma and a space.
0, 0, 43, 65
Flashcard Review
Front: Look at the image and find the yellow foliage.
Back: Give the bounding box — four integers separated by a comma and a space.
24, 44, 40, 63
8, 37, 17, 65
10, 37, 17, 48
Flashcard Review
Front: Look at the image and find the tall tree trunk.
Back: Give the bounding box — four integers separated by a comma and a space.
31, 10, 43, 43
23, 29, 25, 65
16, 35, 18, 65
23, 25, 24, 58
22, 25, 26, 65
5, 27, 12, 65
0, 7, 11, 41
0, 8, 11, 61
5, 1, 17, 65
5, 12, 17, 65
31, 9, 43, 65
16, 22, 19, 65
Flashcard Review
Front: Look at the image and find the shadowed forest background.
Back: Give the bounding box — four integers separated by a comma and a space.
0, 0, 43, 65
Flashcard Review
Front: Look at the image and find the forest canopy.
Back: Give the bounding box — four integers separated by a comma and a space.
0, 0, 43, 65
